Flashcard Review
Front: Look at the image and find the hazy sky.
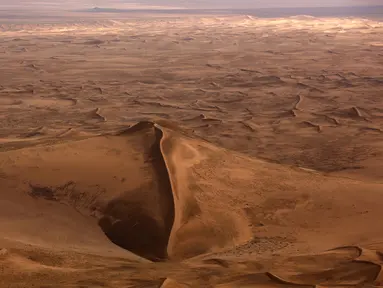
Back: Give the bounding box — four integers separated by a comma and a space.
0, 0, 381, 10
119, 0, 382, 8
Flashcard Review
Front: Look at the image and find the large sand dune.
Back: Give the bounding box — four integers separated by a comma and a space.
1, 120, 383, 286
0, 13, 383, 287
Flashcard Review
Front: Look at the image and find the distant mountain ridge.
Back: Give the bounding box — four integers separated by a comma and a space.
83, 5, 383, 18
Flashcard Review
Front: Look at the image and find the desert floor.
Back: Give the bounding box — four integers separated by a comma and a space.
0, 13, 383, 287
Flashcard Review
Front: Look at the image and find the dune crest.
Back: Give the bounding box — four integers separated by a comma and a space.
98, 121, 253, 260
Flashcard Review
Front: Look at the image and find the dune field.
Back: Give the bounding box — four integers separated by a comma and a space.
0, 13, 383, 287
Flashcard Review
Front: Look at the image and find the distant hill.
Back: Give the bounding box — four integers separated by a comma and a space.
83, 5, 383, 18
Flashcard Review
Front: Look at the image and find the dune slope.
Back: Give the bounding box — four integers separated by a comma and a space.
1, 121, 383, 269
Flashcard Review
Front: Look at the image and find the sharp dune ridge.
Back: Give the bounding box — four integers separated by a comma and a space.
99, 122, 174, 261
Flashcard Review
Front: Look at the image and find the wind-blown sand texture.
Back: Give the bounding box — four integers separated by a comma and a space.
1, 14, 383, 287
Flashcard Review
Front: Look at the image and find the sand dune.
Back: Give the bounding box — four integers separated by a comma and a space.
1, 12, 383, 287
1, 120, 383, 286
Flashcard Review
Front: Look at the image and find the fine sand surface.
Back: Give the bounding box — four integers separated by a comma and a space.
0, 13, 383, 287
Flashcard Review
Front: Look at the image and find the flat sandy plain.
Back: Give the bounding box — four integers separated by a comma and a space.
0, 12, 383, 287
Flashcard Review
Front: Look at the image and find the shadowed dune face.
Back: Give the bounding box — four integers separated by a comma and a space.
98, 124, 175, 261
98, 197, 171, 261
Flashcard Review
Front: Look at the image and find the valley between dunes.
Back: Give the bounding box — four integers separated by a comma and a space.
0, 13, 383, 287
